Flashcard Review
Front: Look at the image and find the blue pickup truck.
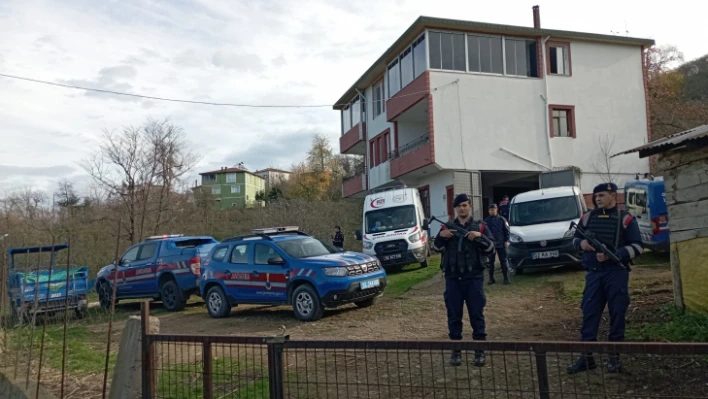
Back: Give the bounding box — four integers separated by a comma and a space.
6, 244, 90, 324
200, 226, 387, 321
94, 234, 218, 311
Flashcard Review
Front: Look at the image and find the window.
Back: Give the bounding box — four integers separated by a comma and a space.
369, 139, 376, 167
549, 105, 576, 138
231, 185, 240, 194
381, 131, 389, 163
226, 173, 236, 183
412, 34, 426, 78
429, 31, 465, 71
505, 38, 538, 77
229, 244, 249, 264
254, 243, 278, 265
400, 47, 414, 88
547, 42, 571, 76
212, 246, 228, 261
211, 186, 221, 195
387, 59, 401, 96
351, 97, 361, 126
275, 237, 338, 259
138, 243, 157, 260
365, 205, 417, 234
120, 246, 140, 265
467, 34, 503, 74
342, 104, 352, 133
202, 174, 216, 184
509, 196, 581, 226
373, 81, 384, 118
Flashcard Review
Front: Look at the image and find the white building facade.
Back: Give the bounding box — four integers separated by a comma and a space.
337, 6, 654, 225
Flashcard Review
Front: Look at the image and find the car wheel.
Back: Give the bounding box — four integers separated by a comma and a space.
160, 280, 186, 312
98, 281, 114, 309
292, 285, 324, 322
355, 297, 376, 308
206, 286, 231, 318
515, 267, 525, 275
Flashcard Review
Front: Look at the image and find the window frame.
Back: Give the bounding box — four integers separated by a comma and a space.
545, 40, 572, 76
548, 105, 576, 138
386, 32, 428, 99
229, 243, 250, 265
225, 173, 237, 183
211, 186, 221, 195
231, 185, 240, 194
137, 243, 157, 261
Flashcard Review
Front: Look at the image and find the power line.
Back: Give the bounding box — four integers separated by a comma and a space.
0, 72, 436, 109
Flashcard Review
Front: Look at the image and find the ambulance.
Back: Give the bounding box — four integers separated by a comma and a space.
355, 185, 430, 269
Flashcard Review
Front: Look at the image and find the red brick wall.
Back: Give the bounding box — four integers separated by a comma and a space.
342, 174, 365, 198
390, 143, 433, 178
386, 71, 430, 121
339, 123, 365, 153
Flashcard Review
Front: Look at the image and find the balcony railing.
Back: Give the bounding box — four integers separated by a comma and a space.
343, 165, 367, 182
389, 133, 430, 160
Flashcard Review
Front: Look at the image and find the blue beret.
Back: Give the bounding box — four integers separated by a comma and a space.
593, 182, 618, 194
453, 193, 471, 207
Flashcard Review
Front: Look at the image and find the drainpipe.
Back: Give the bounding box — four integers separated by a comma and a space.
541, 35, 553, 169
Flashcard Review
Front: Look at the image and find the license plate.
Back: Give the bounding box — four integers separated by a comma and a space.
360, 279, 380, 290
532, 250, 559, 259
383, 253, 402, 261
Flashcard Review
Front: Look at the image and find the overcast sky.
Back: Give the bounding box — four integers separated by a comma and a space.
0, 0, 703, 196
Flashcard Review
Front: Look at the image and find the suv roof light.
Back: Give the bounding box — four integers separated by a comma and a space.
142, 234, 185, 241
251, 226, 300, 235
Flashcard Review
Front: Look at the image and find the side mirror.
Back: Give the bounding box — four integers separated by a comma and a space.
422, 219, 430, 230
354, 230, 362, 241
267, 256, 286, 265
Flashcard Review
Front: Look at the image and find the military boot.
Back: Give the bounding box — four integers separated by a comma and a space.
502, 272, 510, 285
607, 354, 622, 373
566, 354, 597, 374
487, 268, 496, 285
473, 350, 486, 367
449, 350, 462, 367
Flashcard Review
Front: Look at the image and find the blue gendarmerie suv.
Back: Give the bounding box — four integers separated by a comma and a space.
200, 226, 387, 321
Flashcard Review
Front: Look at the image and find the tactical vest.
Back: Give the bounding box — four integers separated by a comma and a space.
582, 208, 628, 249
440, 220, 487, 277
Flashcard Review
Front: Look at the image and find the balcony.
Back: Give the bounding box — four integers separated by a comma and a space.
390, 133, 435, 178
368, 161, 392, 190
342, 168, 367, 198
339, 123, 367, 155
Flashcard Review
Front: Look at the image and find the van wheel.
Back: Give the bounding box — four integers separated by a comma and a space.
292, 285, 324, 322
206, 286, 231, 318
160, 280, 186, 312
98, 282, 114, 309
515, 268, 525, 275
420, 259, 429, 268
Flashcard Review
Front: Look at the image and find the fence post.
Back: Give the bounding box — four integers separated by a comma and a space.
265, 335, 289, 399
534, 350, 550, 399
141, 302, 157, 399
203, 339, 213, 399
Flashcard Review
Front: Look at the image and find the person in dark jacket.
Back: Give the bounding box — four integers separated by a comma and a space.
332, 225, 344, 249
484, 204, 511, 285
433, 193, 496, 367
498, 195, 510, 219
566, 183, 643, 375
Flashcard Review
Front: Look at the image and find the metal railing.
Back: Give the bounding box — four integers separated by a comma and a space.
140, 303, 708, 399
389, 133, 429, 160
342, 165, 367, 182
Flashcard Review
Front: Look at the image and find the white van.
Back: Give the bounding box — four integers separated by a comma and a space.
506, 186, 587, 274
355, 185, 430, 269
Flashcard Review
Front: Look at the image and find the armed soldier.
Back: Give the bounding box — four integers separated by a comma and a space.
433, 193, 496, 367
567, 183, 643, 374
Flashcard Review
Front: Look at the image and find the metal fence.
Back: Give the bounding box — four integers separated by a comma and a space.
140, 304, 708, 399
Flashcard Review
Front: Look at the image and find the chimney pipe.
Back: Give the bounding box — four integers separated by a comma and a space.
532, 5, 540, 29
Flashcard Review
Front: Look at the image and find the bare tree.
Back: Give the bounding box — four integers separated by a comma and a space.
80, 119, 199, 243
591, 134, 619, 184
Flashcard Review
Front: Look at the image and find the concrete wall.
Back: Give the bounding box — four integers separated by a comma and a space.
411, 170, 454, 233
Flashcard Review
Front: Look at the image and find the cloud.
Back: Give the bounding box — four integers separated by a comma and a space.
211, 51, 265, 72
60, 65, 140, 102
0, 164, 76, 178
271, 55, 287, 67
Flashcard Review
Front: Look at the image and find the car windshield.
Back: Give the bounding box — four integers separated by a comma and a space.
509, 196, 580, 226
365, 205, 417, 234
275, 238, 338, 259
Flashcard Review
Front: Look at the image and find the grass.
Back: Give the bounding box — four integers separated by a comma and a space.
384, 255, 441, 296
627, 305, 708, 342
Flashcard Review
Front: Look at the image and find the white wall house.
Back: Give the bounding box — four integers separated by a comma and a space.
254, 168, 292, 190
337, 6, 654, 227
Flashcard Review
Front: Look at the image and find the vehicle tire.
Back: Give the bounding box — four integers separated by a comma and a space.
97, 281, 114, 309
160, 280, 187, 312
515, 267, 525, 275
420, 259, 429, 268
205, 285, 231, 319
355, 297, 377, 308
292, 284, 324, 322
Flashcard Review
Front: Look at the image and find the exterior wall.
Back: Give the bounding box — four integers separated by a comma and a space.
200, 172, 265, 209
548, 40, 650, 191
368, 161, 391, 189
429, 72, 549, 173
413, 170, 454, 234
397, 120, 428, 146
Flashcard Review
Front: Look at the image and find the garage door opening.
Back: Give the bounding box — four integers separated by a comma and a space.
481, 172, 541, 214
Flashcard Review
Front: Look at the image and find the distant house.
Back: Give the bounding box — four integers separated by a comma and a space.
613, 125, 708, 313
253, 168, 292, 190
197, 167, 266, 209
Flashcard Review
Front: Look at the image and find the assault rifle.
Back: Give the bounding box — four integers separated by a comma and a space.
429, 215, 494, 252
569, 221, 630, 270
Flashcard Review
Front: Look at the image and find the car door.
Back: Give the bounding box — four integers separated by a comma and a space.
116, 245, 140, 296
225, 243, 254, 301
129, 242, 159, 294
252, 243, 288, 300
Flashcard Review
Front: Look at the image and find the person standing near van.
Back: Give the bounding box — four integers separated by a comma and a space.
567, 183, 643, 375
498, 195, 510, 219
332, 225, 344, 249
484, 204, 511, 285
433, 193, 496, 367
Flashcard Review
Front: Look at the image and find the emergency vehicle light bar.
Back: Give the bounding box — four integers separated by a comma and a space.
142, 234, 185, 241
251, 226, 300, 235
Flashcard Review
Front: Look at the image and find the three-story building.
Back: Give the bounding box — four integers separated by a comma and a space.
336, 6, 654, 224
197, 167, 266, 209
